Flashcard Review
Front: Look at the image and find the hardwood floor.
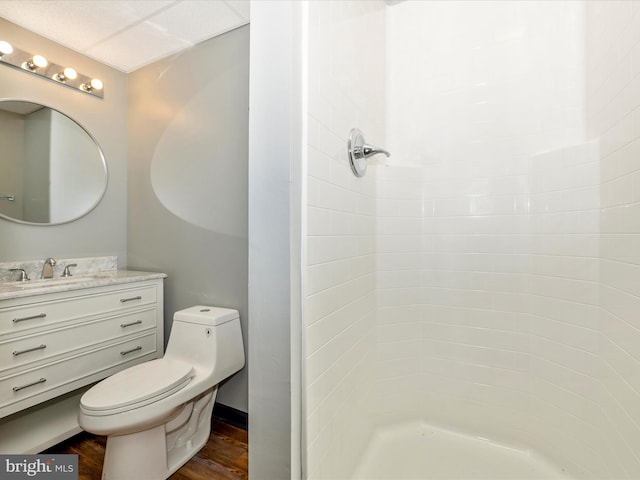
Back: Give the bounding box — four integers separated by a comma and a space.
44, 419, 248, 480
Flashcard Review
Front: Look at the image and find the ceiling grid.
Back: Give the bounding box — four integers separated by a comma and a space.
0, 0, 249, 72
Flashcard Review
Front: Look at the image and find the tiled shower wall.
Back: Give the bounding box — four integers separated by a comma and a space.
304, 2, 385, 479
587, 1, 640, 477
304, 0, 640, 478
378, 1, 617, 478
528, 142, 606, 476
373, 1, 640, 478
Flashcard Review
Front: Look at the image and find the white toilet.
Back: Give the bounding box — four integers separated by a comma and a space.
78, 306, 245, 480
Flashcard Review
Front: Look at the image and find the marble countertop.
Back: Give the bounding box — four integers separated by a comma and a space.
0, 270, 167, 301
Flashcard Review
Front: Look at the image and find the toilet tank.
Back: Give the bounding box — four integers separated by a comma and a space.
174, 306, 239, 326
165, 306, 245, 383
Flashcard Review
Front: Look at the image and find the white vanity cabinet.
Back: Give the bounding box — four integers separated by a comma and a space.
0, 273, 165, 453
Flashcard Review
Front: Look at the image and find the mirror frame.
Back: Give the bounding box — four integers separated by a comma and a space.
0, 98, 108, 226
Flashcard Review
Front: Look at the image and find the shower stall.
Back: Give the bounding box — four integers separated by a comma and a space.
250, 0, 640, 478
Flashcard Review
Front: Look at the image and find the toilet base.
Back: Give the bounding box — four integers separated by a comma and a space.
103, 425, 167, 480
100, 389, 217, 480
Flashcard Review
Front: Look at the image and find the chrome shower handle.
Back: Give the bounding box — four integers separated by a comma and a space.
347, 128, 391, 177
362, 144, 390, 159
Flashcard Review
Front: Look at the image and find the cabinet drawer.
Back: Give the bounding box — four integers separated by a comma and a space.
0, 333, 157, 410
0, 285, 157, 337
0, 309, 157, 375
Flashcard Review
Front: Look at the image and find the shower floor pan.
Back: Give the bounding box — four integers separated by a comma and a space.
353, 422, 571, 479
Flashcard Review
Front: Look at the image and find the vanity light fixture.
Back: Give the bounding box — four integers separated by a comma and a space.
0, 40, 103, 99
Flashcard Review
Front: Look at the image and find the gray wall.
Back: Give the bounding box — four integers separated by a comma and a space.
0, 18, 128, 263
127, 26, 249, 412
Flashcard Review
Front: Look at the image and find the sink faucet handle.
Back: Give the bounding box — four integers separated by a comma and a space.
61, 264, 78, 278
9, 268, 30, 282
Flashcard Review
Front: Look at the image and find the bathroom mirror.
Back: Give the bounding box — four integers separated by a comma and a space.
0, 100, 107, 225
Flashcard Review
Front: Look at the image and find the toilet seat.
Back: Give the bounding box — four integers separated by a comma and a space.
81, 358, 194, 415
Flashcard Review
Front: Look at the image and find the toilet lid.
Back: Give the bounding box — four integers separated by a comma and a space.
81, 358, 194, 412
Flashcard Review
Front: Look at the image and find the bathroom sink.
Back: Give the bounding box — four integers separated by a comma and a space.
6, 277, 93, 289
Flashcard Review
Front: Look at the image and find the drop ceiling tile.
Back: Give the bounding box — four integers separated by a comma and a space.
224, 0, 249, 21
85, 18, 191, 72
147, 0, 247, 46
0, 0, 174, 51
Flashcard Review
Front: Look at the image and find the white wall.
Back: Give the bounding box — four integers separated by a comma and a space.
587, 1, 640, 477
304, 1, 385, 479
303, 1, 596, 476
382, 0, 588, 448
527, 141, 605, 477
374, 1, 640, 478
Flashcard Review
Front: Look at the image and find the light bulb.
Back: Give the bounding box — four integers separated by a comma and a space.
90, 78, 103, 90
63, 67, 77, 80
25, 54, 47, 70
0, 40, 13, 56
32, 55, 47, 68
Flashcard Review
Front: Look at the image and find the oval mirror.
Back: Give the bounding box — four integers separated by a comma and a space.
0, 100, 107, 225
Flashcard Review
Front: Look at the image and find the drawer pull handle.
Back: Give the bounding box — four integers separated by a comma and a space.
13, 377, 46, 392
120, 320, 143, 328
120, 296, 142, 303
13, 344, 47, 356
12, 313, 46, 323
120, 346, 142, 356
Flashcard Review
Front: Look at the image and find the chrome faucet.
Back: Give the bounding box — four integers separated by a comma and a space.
41, 257, 56, 279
